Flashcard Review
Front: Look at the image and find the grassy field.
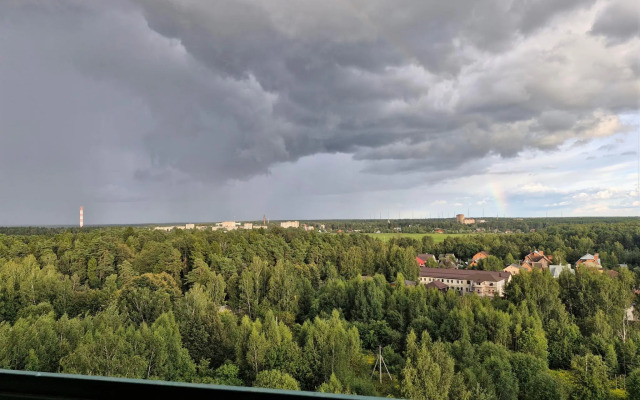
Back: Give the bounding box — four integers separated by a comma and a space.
365, 232, 472, 243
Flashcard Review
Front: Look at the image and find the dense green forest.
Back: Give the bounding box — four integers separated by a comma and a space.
0, 220, 639, 399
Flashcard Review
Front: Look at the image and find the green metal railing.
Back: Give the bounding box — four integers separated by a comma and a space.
0, 369, 385, 400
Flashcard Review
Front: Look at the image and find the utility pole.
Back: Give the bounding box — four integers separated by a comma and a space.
371, 345, 392, 383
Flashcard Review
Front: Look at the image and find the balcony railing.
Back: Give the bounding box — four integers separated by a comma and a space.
0, 369, 384, 400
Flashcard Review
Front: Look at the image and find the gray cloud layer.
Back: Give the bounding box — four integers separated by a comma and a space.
0, 0, 638, 223
591, 0, 640, 43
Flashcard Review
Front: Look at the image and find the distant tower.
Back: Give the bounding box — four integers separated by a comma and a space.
456, 214, 465, 224
79, 206, 84, 228
263, 214, 266, 226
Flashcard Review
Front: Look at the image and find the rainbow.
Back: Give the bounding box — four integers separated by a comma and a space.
489, 180, 508, 217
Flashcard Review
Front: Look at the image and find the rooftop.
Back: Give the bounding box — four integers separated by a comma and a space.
549, 264, 574, 278
419, 267, 511, 282
426, 280, 449, 290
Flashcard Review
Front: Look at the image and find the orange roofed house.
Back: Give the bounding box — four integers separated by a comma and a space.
575, 253, 603, 272
521, 250, 553, 271
469, 251, 489, 267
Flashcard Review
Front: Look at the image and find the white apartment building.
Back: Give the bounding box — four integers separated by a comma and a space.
280, 221, 300, 228
218, 221, 238, 230
419, 268, 512, 298
153, 226, 175, 231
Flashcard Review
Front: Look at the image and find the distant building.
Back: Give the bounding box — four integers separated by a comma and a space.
575, 253, 603, 272
280, 221, 300, 228
219, 221, 238, 231
154, 226, 175, 232
469, 251, 489, 267
303, 224, 315, 231
522, 250, 553, 270
504, 264, 525, 275
419, 267, 512, 297
243, 223, 253, 230
548, 264, 574, 278
456, 214, 476, 225
153, 224, 196, 230
416, 254, 436, 267
425, 280, 449, 293
252, 225, 268, 229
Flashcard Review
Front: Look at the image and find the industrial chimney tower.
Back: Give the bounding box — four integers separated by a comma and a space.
79, 206, 84, 228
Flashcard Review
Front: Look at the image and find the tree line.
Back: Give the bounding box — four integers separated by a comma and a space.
0, 221, 639, 398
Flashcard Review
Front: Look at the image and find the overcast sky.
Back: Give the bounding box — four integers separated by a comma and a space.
0, 0, 638, 225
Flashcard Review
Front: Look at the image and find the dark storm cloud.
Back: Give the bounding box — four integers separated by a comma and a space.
0, 0, 638, 223
591, 0, 640, 43
127, 0, 635, 178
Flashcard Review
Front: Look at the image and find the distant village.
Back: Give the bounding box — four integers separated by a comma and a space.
150, 216, 633, 316
147, 212, 557, 236
152, 219, 323, 232
414, 249, 624, 299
